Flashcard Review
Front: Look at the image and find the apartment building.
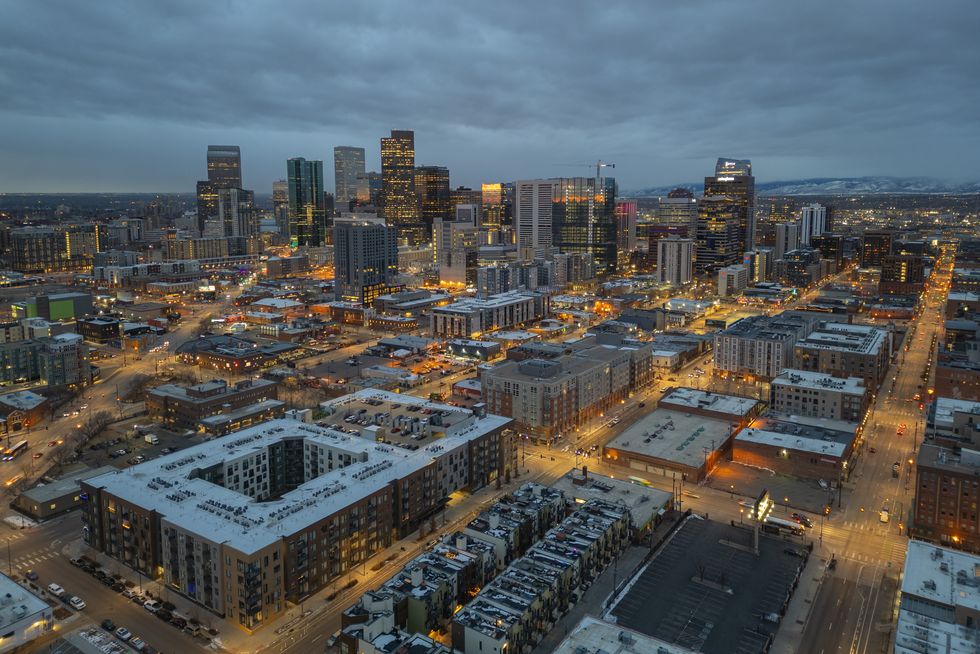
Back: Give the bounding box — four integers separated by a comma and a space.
769, 369, 869, 422
713, 314, 812, 380
793, 322, 890, 389
80, 390, 514, 632
483, 342, 654, 442
911, 443, 980, 551
430, 291, 550, 338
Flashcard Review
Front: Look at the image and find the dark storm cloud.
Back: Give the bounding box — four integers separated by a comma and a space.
1, 0, 978, 192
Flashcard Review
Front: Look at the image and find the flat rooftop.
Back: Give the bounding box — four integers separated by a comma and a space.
901, 540, 980, 613
932, 396, 980, 430
549, 468, 672, 528
0, 571, 49, 632
433, 291, 542, 314
771, 369, 866, 395
320, 391, 476, 446
554, 616, 695, 654
85, 390, 510, 554
660, 387, 760, 419
605, 409, 734, 470
0, 390, 47, 411
796, 323, 887, 354
738, 412, 858, 458
606, 517, 806, 654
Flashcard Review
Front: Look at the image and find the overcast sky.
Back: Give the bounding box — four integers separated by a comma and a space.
1, 0, 978, 193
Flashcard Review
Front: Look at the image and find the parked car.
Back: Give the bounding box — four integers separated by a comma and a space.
24, 570, 38, 581
129, 636, 146, 651
143, 599, 162, 613
101, 619, 116, 631
122, 589, 137, 599
47, 583, 65, 597
155, 609, 172, 622
114, 627, 132, 641
69, 596, 87, 610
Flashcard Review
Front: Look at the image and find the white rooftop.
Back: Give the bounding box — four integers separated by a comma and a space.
0, 572, 49, 632
771, 369, 866, 395
549, 469, 672, 528
933, 396, 980, 430
434, 291, 542, 314
0, 390, 46, 412
250, 297, 303, 309
796, 322, 887, 354
85, 390, 510, 554
553, 616, 695, 654
660, 387, 759, 419
605, 409, 734, 469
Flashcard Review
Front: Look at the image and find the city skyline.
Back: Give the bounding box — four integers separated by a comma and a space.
1, 1, 979, 193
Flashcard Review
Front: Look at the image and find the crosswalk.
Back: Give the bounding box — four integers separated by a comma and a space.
6, 544, 62, 572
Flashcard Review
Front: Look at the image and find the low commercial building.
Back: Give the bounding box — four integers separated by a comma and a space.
894, 541, 980, 654
175, 334, 301, 371
793, 322, 890, 389
0, 572, 52, 652
447, 339, 501, 361
658, 387, 764, 422
81, 390, 514, 632
733, 413, 858, 481
0, 390, 47, 435
430, 291, 550, 338
769, 369, 869, 422
926, 397, 980, 447
13, 465, 116, 521
76, 316, 121, 343
554, 616, 695, 654
146, 378, 281, 432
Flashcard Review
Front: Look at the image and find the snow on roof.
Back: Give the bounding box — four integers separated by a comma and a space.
771, 369, 866, 395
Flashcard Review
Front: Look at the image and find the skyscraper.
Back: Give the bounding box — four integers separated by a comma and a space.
481, 183, 504, 229
195, 180, 218, 235
216, 187, 256, 237
774, 222, 801, 260
414, 165, 451, 238
656, 236, 694, 286
333, 216, 400, 304
704, 157, 755, 252
799, 203, 827, 246
615, 199, 638, 270
334, 146, 366, 209
358, 172, 383, 206
695, 196, 742, 273
272, 179, 288, 235
207, 145, 242, 189
861, 230, 894, 268
380, 130, 424, 244
657, 188, 698, 238
514, 180, 557, 259
552, 176, 618, 275
286, 157, 326, 247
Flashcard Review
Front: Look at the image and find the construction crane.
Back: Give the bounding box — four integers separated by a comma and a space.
553, 160, 616, 179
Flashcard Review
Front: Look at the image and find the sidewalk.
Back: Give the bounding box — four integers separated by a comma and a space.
769, 551, 827, 654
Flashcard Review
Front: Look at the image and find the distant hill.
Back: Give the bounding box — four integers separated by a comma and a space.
628, 177, 980, 197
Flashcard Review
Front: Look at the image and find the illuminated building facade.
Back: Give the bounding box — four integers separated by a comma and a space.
414, 165, 451, 238
657, 188, 698, 238
481, 183, 504, 229
695, 196, 741, 273
552, 176, 618, 276
704, 157, 755, 252
333, 215, 400, 304
615, 199, 637, 270
286, 157, 327, 247
381, 130, 424, 244
334, 146, 367, 209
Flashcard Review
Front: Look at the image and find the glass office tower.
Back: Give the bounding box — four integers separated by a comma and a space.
552, 176, 618, 276
286, 157, 326, 247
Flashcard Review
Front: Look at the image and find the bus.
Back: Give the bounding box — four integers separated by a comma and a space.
762, 516, 805, 537
2, 440, 28, 461
628, 476, 652, 487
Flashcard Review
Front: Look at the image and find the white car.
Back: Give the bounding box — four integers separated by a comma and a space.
143, 599, 161, 613
114, 627, 132, 641
47, 583, 65, 597
69, 596, 86, 610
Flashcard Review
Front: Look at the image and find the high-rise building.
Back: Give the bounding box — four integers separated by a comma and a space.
552, 176, 618, 276
481, 183, 504, 229
433, 210, 479, 286
333, 216, 400, 304
357, 171, 383, 206
655, 236, 694, 286
861, 230, 894, 268
695, 196, 741, 273
286, 157, 327, 247
743, 248, 774, 283
718, 264, 749, 296
614, 199, 638, 271
514, 180, 557, 259
272, 179, 288, 235
811, 234, 843, 268
704, 157, 755, 251
11, 225, 105, 273
798, 203, 827, 246
880, 254, 926, 294
216, 187, 256, 237
381, 130, 424, 244
195, 180, 218, 235
207, 145, 242, 189
657, 188, 698, 238
774, 221, 801, 261
414, 165, 451, 238
333, 146, 366, 209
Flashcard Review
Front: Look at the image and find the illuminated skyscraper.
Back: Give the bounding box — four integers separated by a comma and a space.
515, 180, 557, 259
333, 146, 366, 208
615, 199, 638, 270
195, 180, 218, 235
414, 165, 451, 238
333, 216, 400, 304
656, 236, 694, 286
657, 188, 698, 238
704, 157, 755, 251
216, 187, 256, 237
799, 203, 827, 246
272, 179, 288, 235
552, 176, 618, 275
286, 157, 326, 247
207, 145, 242, 189
381, 130, 424, 244
695, 195, 742, 273
481, 183, 504, 229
